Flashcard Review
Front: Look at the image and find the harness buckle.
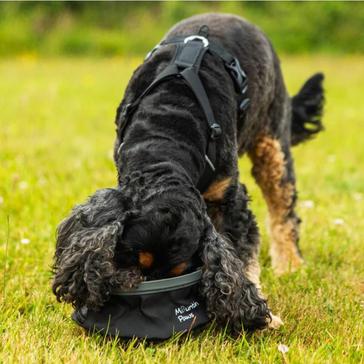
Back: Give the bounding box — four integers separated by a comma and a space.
239, 98, 250, 112
226, 58, 248, 94
205, 154, 215, 172
210, 123, 222, 139
183, 35, 209, 48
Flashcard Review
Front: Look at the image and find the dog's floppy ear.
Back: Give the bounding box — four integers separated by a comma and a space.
199, 221, 270, 333
52, 188, 142, 310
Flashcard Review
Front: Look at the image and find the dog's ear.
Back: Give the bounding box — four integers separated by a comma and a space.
52, 188, 142, 310
199, 222, 270, 333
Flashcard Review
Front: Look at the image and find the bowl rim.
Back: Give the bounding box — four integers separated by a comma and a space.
112, 269, 202, 296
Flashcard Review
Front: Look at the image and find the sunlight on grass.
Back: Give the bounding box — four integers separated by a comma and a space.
1, 56, 363, 363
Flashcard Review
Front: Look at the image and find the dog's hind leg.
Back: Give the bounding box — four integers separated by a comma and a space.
248, 134, 303, 275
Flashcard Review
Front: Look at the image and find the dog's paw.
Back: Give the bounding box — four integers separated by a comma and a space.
267, 313, 284, 329
271, 254, 304, 276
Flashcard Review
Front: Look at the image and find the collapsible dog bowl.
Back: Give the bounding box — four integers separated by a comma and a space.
72, 269, 210, 340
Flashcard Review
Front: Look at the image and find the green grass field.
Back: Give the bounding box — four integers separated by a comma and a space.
1, 56, 363, 363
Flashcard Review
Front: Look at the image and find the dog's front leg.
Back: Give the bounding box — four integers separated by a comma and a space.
203, 178, 283, 330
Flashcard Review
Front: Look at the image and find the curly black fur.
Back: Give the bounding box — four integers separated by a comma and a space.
200, 222, 269, 332
52, 188, 143, 309
53, 13, 325, 333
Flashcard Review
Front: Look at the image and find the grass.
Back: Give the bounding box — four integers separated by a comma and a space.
0, 55, 363, 363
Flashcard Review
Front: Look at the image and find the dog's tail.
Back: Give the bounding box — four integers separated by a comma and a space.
291, 73, 325, 146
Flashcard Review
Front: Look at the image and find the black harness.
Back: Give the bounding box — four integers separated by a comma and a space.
117, 28, 250, 192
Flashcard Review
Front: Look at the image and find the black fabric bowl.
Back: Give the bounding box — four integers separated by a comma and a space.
72, 269, 210, 340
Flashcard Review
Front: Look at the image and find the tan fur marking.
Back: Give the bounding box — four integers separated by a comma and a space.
245, 254, 262, 291
170, 262, 187, 276
207, 205, 224, 232
245, 253, 283, 329
249, 136, 293, 218
203, 177, 232, 202
249, 135, 303, 275
269, 219, 303, 275
138, 251, 154, 269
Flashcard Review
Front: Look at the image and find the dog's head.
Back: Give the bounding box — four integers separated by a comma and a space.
52, 187, 205, 310
115, 194, 204, 280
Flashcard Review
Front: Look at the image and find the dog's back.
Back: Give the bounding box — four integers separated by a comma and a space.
166, 13, 324, 152
166, 13, 278, 154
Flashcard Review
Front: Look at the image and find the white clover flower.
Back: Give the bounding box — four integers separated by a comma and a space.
19, 181, 29, 190
278, 344, 289, 354
301, 200, 314, 209
353, 193, 363, 201
333, 218, 345, 226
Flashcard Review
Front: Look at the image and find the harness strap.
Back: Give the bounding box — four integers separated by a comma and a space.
179, 68, 221, 139
175, 39, 207, 68
118, 64, 181, 141
117, 31, 250, 193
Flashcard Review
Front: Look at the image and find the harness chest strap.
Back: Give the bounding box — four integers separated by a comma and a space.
117, 33, 250, 192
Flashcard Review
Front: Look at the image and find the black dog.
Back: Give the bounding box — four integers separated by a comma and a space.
52, 13, 324, 333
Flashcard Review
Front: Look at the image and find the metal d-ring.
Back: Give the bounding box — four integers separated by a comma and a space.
183, 35, 209, 48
